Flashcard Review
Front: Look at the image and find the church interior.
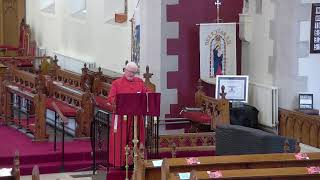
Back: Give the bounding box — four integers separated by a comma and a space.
1, 0, 320, 179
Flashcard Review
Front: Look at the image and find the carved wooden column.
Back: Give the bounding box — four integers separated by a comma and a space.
143, 65, 156, 92
76, 92, 94, 137
33, 74, 47, 140
0, 63, 7, 115
49, 55, 60, 79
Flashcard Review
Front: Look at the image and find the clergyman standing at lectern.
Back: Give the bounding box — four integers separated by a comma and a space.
106, 62, 152, 167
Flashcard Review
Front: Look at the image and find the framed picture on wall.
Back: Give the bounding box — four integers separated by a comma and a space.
215, 75, 249, 103
310, 3, 320, 53
299, 93, 313, 109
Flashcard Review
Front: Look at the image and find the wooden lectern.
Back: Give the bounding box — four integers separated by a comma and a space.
115, 92, 161, 180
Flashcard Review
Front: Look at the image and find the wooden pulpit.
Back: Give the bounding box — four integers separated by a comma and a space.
115, 92, 161, 180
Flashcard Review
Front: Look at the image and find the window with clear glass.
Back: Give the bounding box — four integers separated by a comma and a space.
40, 0, 55, 14
69, 0, 87, 19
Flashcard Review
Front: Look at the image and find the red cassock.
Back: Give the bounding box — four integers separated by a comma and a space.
107, 76, 151, 167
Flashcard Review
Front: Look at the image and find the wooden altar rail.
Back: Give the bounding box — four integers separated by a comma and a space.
279, 108, 320, 148
47, 81, 93, 137
136, 152, 320, 180
169, 167, 320, 180
194, 79, 229, 130
48, 56, 89, 91
92, 67, 112, 97
55, 68, 83, 89
0, 64, 47, 140
89, 66, 121, 85
11, 67, 37, 92
4, 84, 47, 140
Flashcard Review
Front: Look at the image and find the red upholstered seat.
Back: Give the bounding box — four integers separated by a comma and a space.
17, 59, 33, 67
181, 111, 211, 124
95, 96, 113, 112
46, 98, 77, 117
0, 19, 36, 58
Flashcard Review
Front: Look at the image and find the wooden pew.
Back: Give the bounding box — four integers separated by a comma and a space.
46, 80, 93, 137
0, 151, 40, 180
137, 152, 320, 180
0, 151, 20, 180
279, 108, 320, 148
48, 56, 90, 91
32, 165, 40, 180
169, 167, 320, 180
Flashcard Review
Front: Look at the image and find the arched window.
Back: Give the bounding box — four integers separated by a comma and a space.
40, 0, 55, 14
69, 0, 87, 19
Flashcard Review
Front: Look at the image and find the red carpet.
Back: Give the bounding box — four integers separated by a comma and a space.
0, 125, 92, 175
0, 125, 131, 179
0, 124, 214, 179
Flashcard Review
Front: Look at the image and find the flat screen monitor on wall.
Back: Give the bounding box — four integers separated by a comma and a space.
215, 75, 249, 103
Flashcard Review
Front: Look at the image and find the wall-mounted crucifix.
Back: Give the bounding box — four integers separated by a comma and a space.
214, 0, 223, 23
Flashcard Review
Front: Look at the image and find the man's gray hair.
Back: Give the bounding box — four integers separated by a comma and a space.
126, 62, 138, 70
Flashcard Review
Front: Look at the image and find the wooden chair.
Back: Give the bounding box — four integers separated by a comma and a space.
180, 79, 229, 130
0, 19, 36, 68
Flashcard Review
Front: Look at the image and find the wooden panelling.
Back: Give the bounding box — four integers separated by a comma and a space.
279, 108, 320, 148
194, 79, 230, 130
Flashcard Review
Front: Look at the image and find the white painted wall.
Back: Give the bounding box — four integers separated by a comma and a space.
241, 0, 275, 85
242, 0, 320, 111
26, 0, 175, 118
26, 0, 132, 74
298, 0, 320, 111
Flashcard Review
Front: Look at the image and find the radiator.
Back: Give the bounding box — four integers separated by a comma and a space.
249, 82, 279, 128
